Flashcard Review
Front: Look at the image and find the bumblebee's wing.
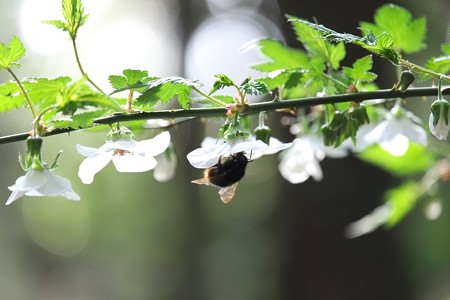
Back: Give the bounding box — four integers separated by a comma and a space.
191, 178, 211, 186
218, 182, 239, 204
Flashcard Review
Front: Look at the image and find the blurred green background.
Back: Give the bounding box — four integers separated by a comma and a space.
1, 0, 450, 299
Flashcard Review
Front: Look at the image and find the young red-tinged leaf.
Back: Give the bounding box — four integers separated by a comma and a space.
0, 36, 26, 69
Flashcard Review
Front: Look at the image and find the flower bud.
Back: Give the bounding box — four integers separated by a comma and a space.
397, 70, 415, 92
254, 125, 271, 145
429, 99, 450, 140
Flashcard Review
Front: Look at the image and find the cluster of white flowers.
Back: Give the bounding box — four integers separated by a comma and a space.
5, 103, 446, 205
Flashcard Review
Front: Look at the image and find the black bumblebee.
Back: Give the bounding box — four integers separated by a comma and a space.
191, 152, 248, 203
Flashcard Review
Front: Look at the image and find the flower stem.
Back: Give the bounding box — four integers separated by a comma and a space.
72, 38, 106, 95
6, 67, 36, 119
399, 58, 450, 82
192, 86, 228, 107
33, 105, 59, 137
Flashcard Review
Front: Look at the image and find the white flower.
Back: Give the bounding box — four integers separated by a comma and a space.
354, 112, 427, 156
76, 131, 171, 184
6, 169, 80, 205
279, 135, 347, 184
187, 135, 292, 168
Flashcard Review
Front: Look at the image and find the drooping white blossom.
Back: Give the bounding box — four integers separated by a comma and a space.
353, 112, 427, 156
77, 131, 171, 184
7, 169, 80, 205
278, 135, 348, 184
187, 135, 292, 169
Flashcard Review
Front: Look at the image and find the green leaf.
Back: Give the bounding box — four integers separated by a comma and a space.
0, 81, 24, 111
290, 17, 400, 63
55, 78, 122, 116
44, 0, 88, 40
425, 44, 450, 74
384, 181, 420, 228
359, 4, 426, 54
287, 16, 346, 69
0, 77, 73, 114
251, 38, 309, 72
241, 80, 270, 96
136, 77, 200, 109
108, 69, 151, 90
45, 108, 111, 129
342, 55, 377, 84
24, 77, 72, 109
357, 142, 435, 176
0, 36, 26, 69
209, 74, 235, 95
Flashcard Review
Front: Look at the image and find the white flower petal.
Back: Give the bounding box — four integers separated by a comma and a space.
429, 112, 450, 140
78, 152, 112, 184
380, 134, 409, 156
8, 169, 46, 192
278, 138, 323, 184
140, 131, 171, 156
6, 191, 26, 205
76, 144, 100, 157
188, 134, 291, 169
29, 169, 74, 197
187, 142, 230, 168
105, 140, 143, 155
6, 169, 80, 204
112, 153, 157, 172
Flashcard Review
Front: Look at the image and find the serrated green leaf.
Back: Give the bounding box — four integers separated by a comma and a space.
359, 4, 426, 54
108, 69, 150, 90
0, 77, 74, 114
209, 74, 235, 95
290, 17, 400, 63
252, 38, 309, 72
24, 77, 72, 109
241, 80, 270, 96
0, 36, 26, 69
136, 77, 199, 109
45, 108, 110, 129
44, 0, 88, 40
0, 81, 25, 112
287, 16, 346, 69
343, 55, 377, 84
357, 142, 435, 176
425, 44, 450, 74
384, 181, 420, 228
108, 75, 128, 90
